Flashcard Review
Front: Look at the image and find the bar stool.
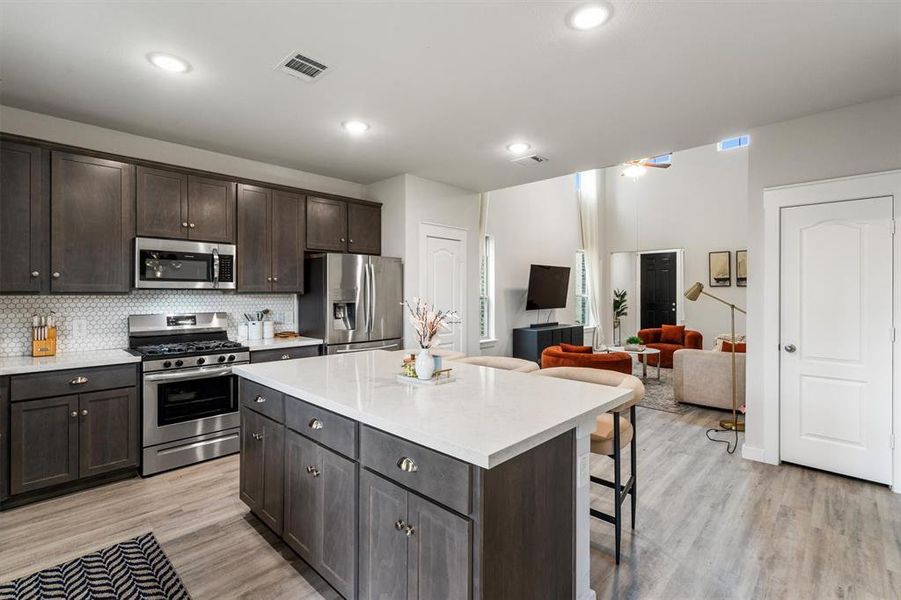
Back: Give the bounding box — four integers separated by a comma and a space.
455, 355, 540, 373
536, 366, 644, 564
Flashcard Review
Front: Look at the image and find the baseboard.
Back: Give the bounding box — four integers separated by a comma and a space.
741, 444, 769, 463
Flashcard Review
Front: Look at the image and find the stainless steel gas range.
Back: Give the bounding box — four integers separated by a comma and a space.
129, 312, 249, 475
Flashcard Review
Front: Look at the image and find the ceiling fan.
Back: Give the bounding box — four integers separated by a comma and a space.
621, 156, 671, 177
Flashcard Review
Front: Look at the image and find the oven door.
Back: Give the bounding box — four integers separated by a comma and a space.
143, 366, 240, 446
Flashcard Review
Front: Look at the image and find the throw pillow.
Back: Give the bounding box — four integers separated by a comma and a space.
560, 343, 593, 354
721, 341, 747, 353
660, 324, 685, 344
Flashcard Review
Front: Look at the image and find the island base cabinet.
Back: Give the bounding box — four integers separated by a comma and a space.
360, 470, 471, 600
285, 430, 356, 599
240, 408, 284, 535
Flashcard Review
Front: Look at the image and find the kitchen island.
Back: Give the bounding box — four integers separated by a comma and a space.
234, 350, 632, 600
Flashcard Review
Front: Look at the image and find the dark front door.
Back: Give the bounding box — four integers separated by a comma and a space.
640, 252, 677, 329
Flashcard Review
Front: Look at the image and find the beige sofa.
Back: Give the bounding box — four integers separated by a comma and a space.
673, 349, 746, 410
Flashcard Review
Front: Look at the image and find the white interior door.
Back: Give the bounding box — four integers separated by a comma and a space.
780, 196, 893, 484
419, 224, 466, 352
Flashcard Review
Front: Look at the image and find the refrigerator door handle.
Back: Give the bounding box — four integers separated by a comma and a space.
335, 342, 399, 354
368, 262, 376, 334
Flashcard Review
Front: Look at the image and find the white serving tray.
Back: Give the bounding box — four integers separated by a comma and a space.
396, 374, 456, 386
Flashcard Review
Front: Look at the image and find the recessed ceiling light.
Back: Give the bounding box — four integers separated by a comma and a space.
506, 142, 532, 155
569, 4, 612, 30
342, 120, 370, 134
622, 164, 647, 178
147, 52, 191, 73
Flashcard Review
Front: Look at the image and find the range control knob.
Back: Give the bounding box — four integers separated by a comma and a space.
197, 357, 206, 365
217, 355, 226, 363
227, 355, 236, 362
174, 359, 184, 367
162, 361, 172, 368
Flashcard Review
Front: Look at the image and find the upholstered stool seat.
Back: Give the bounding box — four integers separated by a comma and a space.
591, 414, 634, 456
455, 355, 540, 373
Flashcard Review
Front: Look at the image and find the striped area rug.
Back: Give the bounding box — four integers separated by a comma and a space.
0, 532, 190, 600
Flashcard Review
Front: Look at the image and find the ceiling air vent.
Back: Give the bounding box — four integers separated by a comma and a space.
276, 51, 330, 82
510, 154, 549, 167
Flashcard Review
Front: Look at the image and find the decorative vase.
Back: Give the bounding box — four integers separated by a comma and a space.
415, 348, 435, 380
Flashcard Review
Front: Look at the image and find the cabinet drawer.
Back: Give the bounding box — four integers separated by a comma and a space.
250, 346, 320, 364
360, 426, 471, 515
10, 365, 137, 402
285, 397, 357, 459
240, 379, 284, 423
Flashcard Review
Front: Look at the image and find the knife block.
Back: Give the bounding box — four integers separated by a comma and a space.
32, 327, 57, 357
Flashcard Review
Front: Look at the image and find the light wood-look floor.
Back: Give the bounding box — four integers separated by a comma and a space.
1, 405, 899, 599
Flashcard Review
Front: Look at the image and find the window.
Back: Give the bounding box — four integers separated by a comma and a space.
574, 249, 591, 326
479, 235, 495, 341
648, 153, 672, 165
717, 135, 750, 151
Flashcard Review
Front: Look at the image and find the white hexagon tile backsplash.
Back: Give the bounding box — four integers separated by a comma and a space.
0, 291, 297, 357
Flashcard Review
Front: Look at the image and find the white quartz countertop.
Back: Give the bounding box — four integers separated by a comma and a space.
0, 349, 141, 376
242, 336, 324, 351
233, 350, 631, 469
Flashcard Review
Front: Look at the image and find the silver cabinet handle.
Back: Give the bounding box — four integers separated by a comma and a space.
30, 271, 39, 277
80, 409, 88, 416
784, 344, 797, 353
403, 524, 415, 537
182, 222, 188, 228
254, 395, 266, 403
189, 223, 196, 228
272, 276, 278, 282
339, 237, 346, 242
394, 519, 407, 531
52, 272, 60, 279
349, 239, 354, 244
281, 354, 291, 360
70, 376, 88, 385
397, 457, 418, 473
308, 418, 323, 430
70, 410, 78, 418
267, 277, 272, 282
306, 466, 320, 477
252, 432, 263, 441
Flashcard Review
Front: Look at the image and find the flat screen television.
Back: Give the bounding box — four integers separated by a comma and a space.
526, 264, 570, 310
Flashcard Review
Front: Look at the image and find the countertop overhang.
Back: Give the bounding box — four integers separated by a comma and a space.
233, 350, 631, 469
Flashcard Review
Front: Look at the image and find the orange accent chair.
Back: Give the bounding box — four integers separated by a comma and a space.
637, 326, 703, 368
541, 344, 633, 374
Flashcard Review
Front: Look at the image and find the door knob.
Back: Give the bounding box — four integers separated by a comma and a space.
784, 344, 797, 353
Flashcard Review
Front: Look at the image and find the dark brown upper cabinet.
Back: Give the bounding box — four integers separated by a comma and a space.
51, 152, 134, 293
0, 142, 48, 293
306, 196, 348, 252
136, 169, 235, 243
188, 175, 236, 243
135, 166, 188, 239
348, 202, 382, 255
237, 184, 304, 293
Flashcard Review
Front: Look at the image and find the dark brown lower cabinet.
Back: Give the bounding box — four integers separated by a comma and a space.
240, 407, 284, 534
284, 430, 356, 599
8, 387, 140, 497
78, 388, 139, 478
359, 470, 471, 600
0, 377, 7, 502
10, 395, 79, 495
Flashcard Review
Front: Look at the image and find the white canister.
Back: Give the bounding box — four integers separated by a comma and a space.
237, 323, 249, 341
247, 321, 263, 341
263, 321, 275, 339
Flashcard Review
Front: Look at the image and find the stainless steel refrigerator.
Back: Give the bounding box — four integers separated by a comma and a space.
299, 254, 404, 354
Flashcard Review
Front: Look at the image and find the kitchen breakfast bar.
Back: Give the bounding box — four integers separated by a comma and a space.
233, 350, 632, 600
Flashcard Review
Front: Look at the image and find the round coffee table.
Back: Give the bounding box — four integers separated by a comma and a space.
609, 346, 661, 379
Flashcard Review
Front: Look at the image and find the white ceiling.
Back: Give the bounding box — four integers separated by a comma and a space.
1, 1, 899, 192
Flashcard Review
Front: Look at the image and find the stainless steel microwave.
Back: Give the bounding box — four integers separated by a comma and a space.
135, 237, 236, 289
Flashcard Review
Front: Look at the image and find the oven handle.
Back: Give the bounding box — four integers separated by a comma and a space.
144, 366, 234, 383
334, 343, 399, 354
212, 248, 220, 289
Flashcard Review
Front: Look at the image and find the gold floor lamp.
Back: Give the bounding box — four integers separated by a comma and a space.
684, 282, 747, 447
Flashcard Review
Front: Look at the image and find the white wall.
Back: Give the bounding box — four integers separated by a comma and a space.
609, 252, 637, 343
0, 105, 366, 198
482, 174, 582, 356
744, 95, 901, 460
604, 142, 749, 346
366, 174, 481, 356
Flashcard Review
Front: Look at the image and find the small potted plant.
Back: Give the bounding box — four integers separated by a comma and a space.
625, 335, 645, 352
404, 298, 461, 380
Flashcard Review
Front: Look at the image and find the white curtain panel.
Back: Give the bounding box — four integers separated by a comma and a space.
577, 171, 604, 346
478, 192, 489, 252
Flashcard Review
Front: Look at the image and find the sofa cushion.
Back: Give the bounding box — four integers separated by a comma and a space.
560, 342, 593, 354
660, 324, 685, 344
721, 341, 747, 353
